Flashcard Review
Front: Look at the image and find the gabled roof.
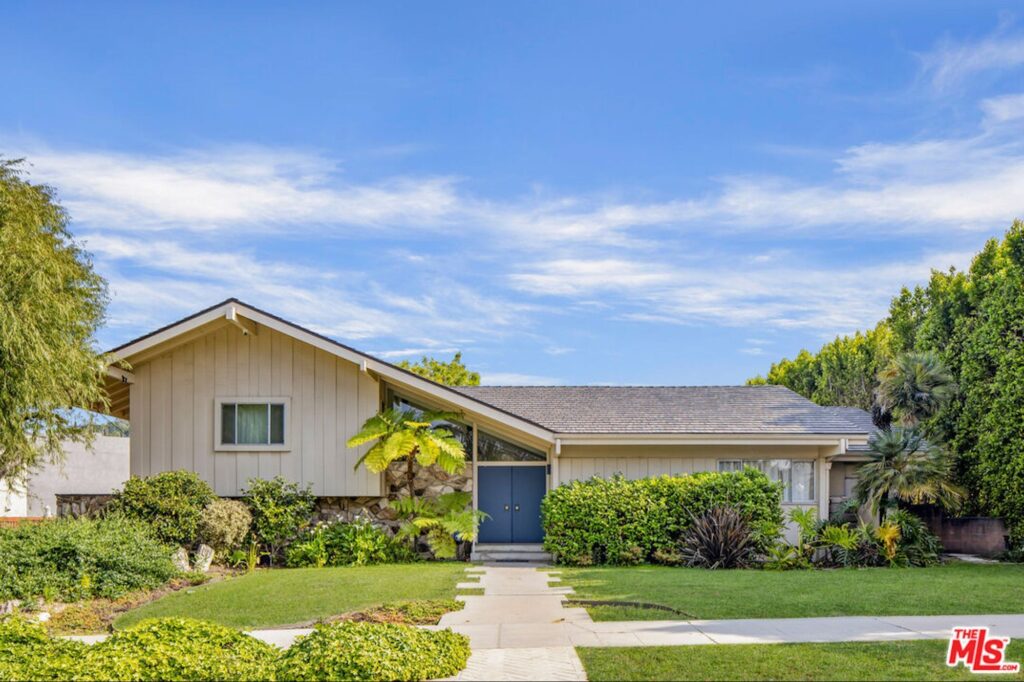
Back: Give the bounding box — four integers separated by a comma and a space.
103, 298, 555, 441
454, 385, 869, 435
822, 406, 877, 435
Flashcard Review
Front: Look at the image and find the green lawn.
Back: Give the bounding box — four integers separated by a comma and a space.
115, 563, 467, 630
557, 562, 1024, 620
578, 640, 1024, 681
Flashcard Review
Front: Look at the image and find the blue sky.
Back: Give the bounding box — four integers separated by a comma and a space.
4, 2, 1024, 385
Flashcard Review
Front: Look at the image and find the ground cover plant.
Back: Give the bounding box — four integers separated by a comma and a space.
115, 562, 467, 629
558, 562, 1024, 621
0, 516, 178, 602
276, 621, 470, 681
541, 470, 784, 565
285, 518, 413, 567
576, 640, 1024, 681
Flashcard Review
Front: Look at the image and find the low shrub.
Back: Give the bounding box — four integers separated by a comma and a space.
541, 470, 784, 565
198, 499, 252, 557
678, 507, 757, 569
0, 616, 85, 681
286, 519, 414, 567
242, 476, 316, 564
276, 621, 470, 681
108, 471, 215, 547
886, 509, 941, 566
83, 618, 279, 681
0, 516, 178, 602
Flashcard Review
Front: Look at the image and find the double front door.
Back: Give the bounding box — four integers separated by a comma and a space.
477, 466, 546, 543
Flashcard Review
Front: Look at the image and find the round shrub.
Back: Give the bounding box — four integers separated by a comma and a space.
276, 621, 470, 681
541, 470, 784, 565
0, 516, 178, 601
0, 616, 86, 681
198, 499, 252, 557
109, 471, 215, 547
84, 618, 278, 681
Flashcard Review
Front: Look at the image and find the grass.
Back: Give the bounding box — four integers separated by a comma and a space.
115, 563, 467, 630
557, 562, 1024, 620
577, 640, 1024, 681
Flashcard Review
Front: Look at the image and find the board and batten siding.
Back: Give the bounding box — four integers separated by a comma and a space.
128, 325, 381, 497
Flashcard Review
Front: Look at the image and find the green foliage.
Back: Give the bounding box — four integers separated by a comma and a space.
0, 517, 178, 602
541, 470, 784, 565
347, 408, 468, 498
82, 618, 279, 681
885, 508, 941, 566
396, 352, 480, 386
285, 519, 413, 567
0, 159, 109, 485
276, 621, 470, 682
747, 324, 894, 410
0, 615, 86, 681
108, 471, 216, 547
854, 427, 963, 516
242, 476, 316, 564
677, 507, 756, 569
391, 492, 487, 559
875, 352, 956, 427
198, 499, 252, 557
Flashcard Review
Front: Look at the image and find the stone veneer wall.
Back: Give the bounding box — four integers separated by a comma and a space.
55, 494, 115, 518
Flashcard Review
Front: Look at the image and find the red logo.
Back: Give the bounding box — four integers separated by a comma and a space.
947, 628, 1020, 674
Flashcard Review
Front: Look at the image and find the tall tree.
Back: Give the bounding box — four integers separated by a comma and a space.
0, 160, 108, 484
397, 352, 480, 386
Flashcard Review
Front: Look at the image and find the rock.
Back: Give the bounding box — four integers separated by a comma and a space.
193, 544, 215, 573
36, 611, 50, 623
0, 600, 18, 615
172, 547, 191, 572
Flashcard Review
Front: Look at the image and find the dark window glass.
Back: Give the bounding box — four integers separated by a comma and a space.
477, 430, 546, 462
386, 389, 473, 455
221, 403, 236, 444
270, 404, 285, 444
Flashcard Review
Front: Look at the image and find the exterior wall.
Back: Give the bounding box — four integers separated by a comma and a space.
25, 436, 130, 516
0, 481, 27, 517
556, 443, 831, 543
129, 325, 381, 497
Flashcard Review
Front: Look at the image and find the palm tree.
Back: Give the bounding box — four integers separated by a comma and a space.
874, 352, 955, 427
346, 407, 467, 499
854, 427, 964, 518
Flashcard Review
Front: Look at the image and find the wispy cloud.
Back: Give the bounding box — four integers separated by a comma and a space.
919, 28, 1024, 92
981, 92, 1024, 124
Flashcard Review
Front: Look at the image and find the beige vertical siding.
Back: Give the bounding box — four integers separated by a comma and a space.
129, 324, 381, 496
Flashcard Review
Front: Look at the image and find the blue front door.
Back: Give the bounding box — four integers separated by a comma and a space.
477, 466, 546, 543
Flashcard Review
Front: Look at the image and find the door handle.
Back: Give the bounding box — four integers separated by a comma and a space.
504, 505, 510, 511
514, 505, 520, 512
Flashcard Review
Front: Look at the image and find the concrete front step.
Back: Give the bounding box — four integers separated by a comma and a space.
470, 543, 552, 563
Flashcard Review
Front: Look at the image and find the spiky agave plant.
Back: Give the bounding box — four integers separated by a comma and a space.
390, 492, 488, 559
346, 407, 467, 499
678, 507, 756, 569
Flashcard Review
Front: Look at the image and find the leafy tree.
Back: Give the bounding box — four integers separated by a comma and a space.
0, 159, 108, 484
874, 351, 955, 428
854, 428, 963, 518
396, 352, 480, 386
346, 408, 467, 499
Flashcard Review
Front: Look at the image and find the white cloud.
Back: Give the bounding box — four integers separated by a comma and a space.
981, 93, 1024, 124
479, 372, 564, 386
919, 30, 1024, 92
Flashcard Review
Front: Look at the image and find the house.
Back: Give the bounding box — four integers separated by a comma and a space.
98, 298, 875, 556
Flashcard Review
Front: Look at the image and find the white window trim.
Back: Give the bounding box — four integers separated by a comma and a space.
214, 396, 292, 452
717, 458, 816, 504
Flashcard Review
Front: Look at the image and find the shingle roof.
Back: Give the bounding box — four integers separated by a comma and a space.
453, 385, 872, 435
822, 406, 876, 434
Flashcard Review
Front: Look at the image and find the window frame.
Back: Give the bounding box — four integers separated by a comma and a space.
214, 396, 291, 452
716, 458, 815, 503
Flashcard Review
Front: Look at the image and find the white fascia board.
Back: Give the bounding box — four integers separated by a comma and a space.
107, 305, 229, 360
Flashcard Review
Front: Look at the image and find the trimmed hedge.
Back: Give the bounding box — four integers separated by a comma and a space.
541, 470, 784, 565
0, 517, 178, 602
108, 471, 215, 547
277, 621, 471, 681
